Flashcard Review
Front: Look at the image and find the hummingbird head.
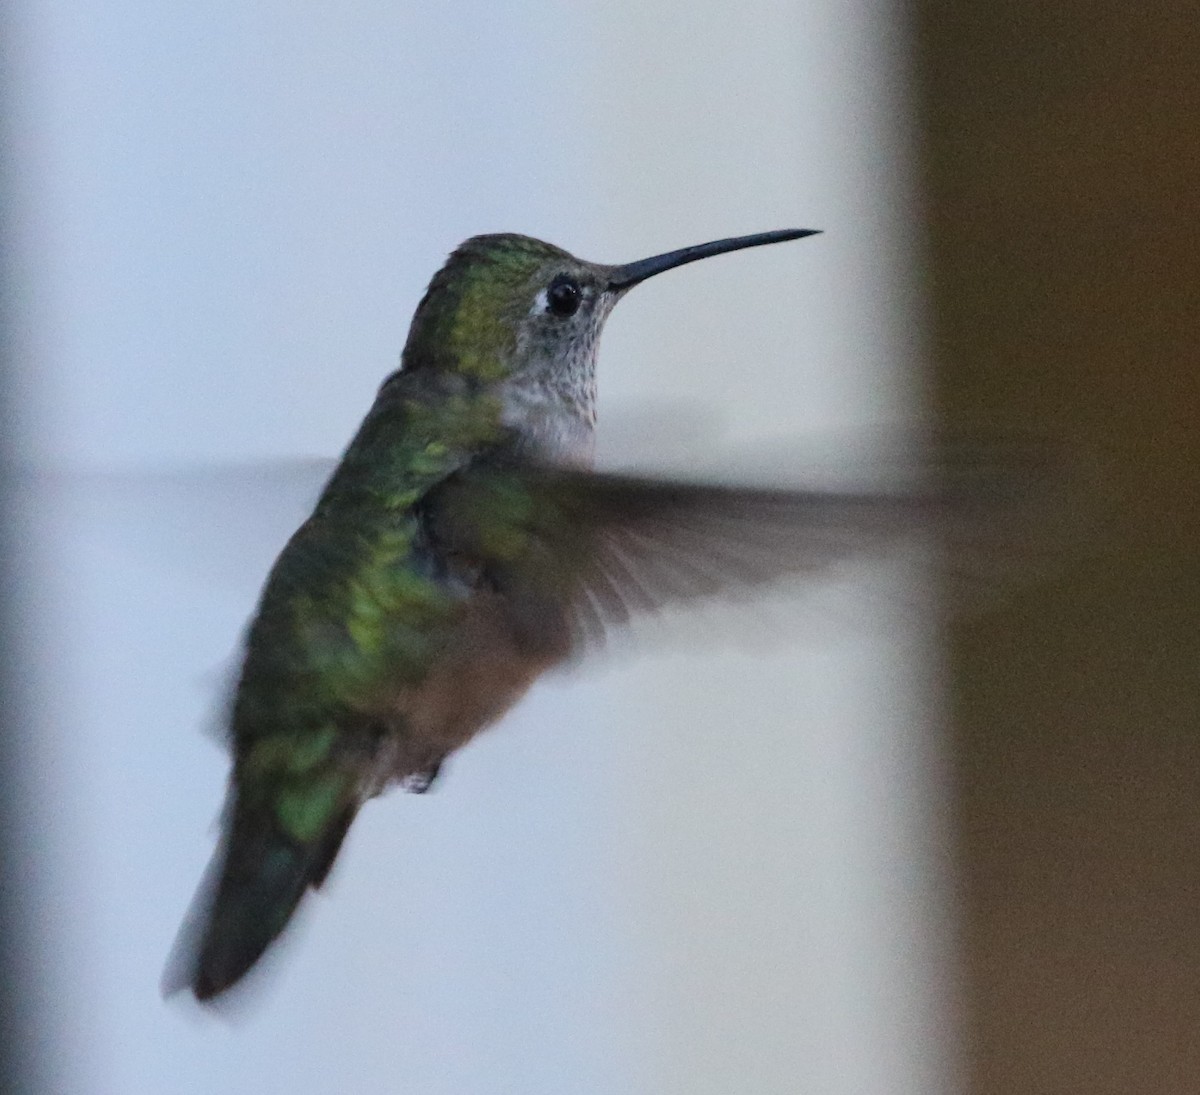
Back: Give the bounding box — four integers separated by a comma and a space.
400, 229, 820, 457
402, 228, 820, 381
400, 233, 603, 384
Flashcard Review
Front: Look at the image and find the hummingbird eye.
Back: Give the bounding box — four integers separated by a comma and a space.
545, 275, 582, 318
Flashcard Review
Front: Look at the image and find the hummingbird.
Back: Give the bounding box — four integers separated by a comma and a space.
165, 227, 962, 1001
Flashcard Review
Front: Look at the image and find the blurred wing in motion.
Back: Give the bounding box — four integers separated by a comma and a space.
432, 437, 1082, 655
17, 436, 1084, 635
17, 458, 337, 592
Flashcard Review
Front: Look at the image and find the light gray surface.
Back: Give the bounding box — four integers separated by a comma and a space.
8, 2, 956, 1092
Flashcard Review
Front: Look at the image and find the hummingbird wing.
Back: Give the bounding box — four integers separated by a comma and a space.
436, 446, 1065, 654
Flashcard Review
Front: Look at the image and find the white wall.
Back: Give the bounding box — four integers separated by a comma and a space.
7, 2, 957, 1092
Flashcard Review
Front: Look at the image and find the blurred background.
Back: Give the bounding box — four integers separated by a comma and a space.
2, 2, 1196, 1094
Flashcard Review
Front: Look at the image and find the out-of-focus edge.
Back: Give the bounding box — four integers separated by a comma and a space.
0, 4, 42, 1091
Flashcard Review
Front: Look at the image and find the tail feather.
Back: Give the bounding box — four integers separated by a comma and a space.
164, 797, 357, 1002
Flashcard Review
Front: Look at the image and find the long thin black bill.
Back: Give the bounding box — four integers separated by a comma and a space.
606, 228, 820, 291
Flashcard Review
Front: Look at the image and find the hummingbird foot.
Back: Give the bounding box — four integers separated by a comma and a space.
399, 759, 443, 794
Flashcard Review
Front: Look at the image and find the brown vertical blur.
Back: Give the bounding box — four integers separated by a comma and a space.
912, 4, 1200, 1093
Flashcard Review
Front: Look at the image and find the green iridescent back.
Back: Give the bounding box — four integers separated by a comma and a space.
232, 371, 504, 769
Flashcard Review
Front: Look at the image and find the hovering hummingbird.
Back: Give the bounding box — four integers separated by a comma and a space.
165, 227, 972, 1002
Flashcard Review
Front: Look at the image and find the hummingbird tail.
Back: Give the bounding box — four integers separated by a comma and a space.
163, 795, 358, 1002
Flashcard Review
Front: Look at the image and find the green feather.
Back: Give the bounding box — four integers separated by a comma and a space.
275, 772, 349, 844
